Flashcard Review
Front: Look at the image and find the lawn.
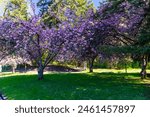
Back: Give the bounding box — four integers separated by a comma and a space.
0, 69, 150, 100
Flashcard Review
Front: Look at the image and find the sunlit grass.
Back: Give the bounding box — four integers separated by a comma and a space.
1, 68, 149, 77
0, 69, 150, 100
84, 68, 150, 73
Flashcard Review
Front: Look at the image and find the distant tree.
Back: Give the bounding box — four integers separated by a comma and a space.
106, 0, 150, 79
79, 0, 149, 77
37, 0, 94, 27
137, 6, 150, 79
37, 0, 53, 16
3, 0, 28, 20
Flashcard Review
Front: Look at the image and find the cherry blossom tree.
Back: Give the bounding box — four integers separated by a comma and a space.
0, 19, 16, 62
0, 0, 150, 80
68, 0, 149, 74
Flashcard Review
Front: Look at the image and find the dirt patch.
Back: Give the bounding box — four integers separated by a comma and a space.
15, 65, 82, 73
45, 65, 81, 72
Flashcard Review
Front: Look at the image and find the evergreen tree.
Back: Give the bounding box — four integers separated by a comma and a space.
37, 0, 94, 27
37, 0, 53, 15
4, 0, 28, 20
137, 3, 150, 79
105, 0, 150, 79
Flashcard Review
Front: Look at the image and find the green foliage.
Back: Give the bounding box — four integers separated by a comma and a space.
138, 10, 150, 55
4, 0, 28, 20
2, 65, 11, 72
38, 0, 94, 27
63, 0, 94, 16
147, 62, 150, 69
93, 56, 142, 69
117, 59, 132, 69
37, 0, 53, 15
94, 60, 109, 69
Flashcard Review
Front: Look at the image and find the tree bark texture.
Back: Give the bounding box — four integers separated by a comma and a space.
140, 55, 148, 79
38, 66, 44, 80
89, 58, 95, 73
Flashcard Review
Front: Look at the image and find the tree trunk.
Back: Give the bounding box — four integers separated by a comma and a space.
140, 55, 148, 79
83, 61, 87, 70
89, 58, 94, 73
24, 63, 27, 73
12, 66, 15, 73
38, 66, 44, 80
125, 63, 127, 74
0, 65, 2, 73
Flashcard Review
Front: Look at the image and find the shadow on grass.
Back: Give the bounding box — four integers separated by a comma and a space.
0, 72, 14, 76
0, 72, 150, 100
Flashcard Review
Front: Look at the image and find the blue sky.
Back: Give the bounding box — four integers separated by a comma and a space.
92, 0, 101, 7
32, 0, 101, 6
32, 0, 102, 8
32, 0, 103, 14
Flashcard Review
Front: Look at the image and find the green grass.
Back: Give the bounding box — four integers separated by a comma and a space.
0, 69, 150, 100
